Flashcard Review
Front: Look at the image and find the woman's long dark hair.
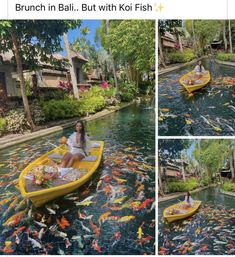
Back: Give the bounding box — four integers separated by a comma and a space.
199, 64, 202, 72
186, 191, 191, 202
75, 120, 86, 150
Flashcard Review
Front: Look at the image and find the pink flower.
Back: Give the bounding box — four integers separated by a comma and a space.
35, 179, 43, 186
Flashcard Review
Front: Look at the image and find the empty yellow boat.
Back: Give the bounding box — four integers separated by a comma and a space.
179, 71, 210, 93
163, 200, 202, 223
19, 141, 104, 207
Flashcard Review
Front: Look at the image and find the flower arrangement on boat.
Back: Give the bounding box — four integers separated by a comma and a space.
30, 165, 59, 187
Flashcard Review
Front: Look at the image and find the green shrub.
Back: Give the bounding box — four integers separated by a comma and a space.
5, 109, 30, 133
38, 87, 66, 101
80, 86, 104, 99
41, 96, 105, 121
222, 182, 235, 192
103, 87, 116, 98
0, 118, 6, 136
139, 81, 154, 94
41, 99, 81, 121
79, 96, 105, 115
216, 52, 235, 62
30, 100, 45, 125
200, 176, 210, 186
119, 82, 138, 102
168, 49, 195, 64
168, 178, 199, 193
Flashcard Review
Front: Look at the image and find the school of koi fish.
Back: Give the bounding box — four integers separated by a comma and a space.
159, 59, 235, 136
159, 202, 235, 255
0, 119, 155, 254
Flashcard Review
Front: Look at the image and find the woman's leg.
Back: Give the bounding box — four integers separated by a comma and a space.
60, 152, 73, 168
66, 153, 85, 168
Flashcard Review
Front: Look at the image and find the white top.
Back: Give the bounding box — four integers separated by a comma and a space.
194, 65, 205, 73
184, 196, 193, 206
67, 132, 92, 156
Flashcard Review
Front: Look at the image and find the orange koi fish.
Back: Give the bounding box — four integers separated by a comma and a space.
12, 226, 26, 236
1, 241, 14, 253
3, 210, 26, 226
92, 240, 102, 253
57, 216, 70, 229
98, 211, 111, 224
89, 221, 101, 237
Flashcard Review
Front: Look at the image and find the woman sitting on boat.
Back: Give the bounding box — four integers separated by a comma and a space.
184, 191, 194, 208
193, 61, 205, 77
60, 120, 91, 168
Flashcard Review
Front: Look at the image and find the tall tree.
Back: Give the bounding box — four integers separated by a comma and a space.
105, 20, 118, 93
97, 20, 155, 86
158, 20, 182, 66
228, 20, 233, 53
63, 33, 79, 99
0, 20, 81, 130
222, 20, 228, 52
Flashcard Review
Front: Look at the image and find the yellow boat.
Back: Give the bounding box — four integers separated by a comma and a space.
179, 71, 210, 93
163, 200, 202, 223
19, 141, 104, 207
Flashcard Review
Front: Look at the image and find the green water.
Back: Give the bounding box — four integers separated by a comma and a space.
158, 187, 235, 255
159, 58, 235, 136
0, 101, 155, 255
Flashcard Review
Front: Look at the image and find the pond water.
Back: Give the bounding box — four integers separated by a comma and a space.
0, 101, 155, 255
158, 187, 235, 255
159, 58, 235, 136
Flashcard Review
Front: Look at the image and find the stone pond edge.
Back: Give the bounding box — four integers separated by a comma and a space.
0, 102, 132, 151
158, 185, 216, 203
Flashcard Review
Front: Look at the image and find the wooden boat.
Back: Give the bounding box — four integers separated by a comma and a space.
179, 71, 210, 93
163, 200, 202, 223
19, 141, 104, 207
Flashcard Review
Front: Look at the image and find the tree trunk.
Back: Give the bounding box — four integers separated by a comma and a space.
158, 165, 164, 196
192, 20, 197, 55
223, 20, 228, 52
229, 20, 233, 53
10, 31, 36, 131
63, 33, 79, 99
178, 34, 183, 53
106, 20, 119, 95
231, 142, 235, 181
158, 30, 166, 68
181, 160, 186, 182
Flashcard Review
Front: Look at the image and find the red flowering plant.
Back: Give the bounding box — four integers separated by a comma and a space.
58, 81, 73, 93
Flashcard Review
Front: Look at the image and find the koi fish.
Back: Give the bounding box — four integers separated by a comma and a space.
28, 237, 42, 248
98, 211, 111, 224
137, 235, 153, 245
65, 239, 71, 248
3, 210, 26, 226
78, 211, 93, 220
1, 241, 14, 253
34, 221, 47, 228
80, 221, 91, 233
137, 222, 145, 239
137, 198, 154, 209
46, 207, 56, 215
103, 185, 111, 195
0, 196, 14, 206
92, 240, 102, 253
57, 216, 70, 229
112, 231, 121, 239
117, 215, 135, 223
75, 200, 93, 206
12, 226, 26, 236
113, 176, 127, 183
89, 221, 101, 236
15, 199, 26, 211
112, 196, 127, 204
